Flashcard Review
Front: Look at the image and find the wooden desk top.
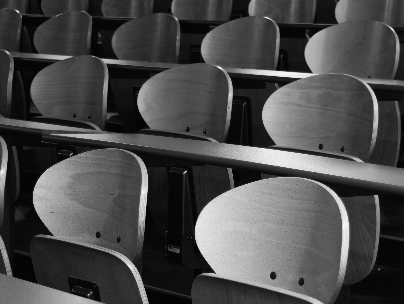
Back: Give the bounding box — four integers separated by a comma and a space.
0, 117, 101, 145
43, 133, 404, 197
10, 52, 404, 92
0, 274, 101, 304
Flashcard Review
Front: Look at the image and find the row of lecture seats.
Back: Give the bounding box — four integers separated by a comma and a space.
0, 0, 402, 303
0, 48, 398, 302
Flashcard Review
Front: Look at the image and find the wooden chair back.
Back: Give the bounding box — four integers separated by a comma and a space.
171, 0, 233, 21
33, 11, 92, 56
201, 16, 279, 70
262, 74, 382, 285
41, 0, 89, 15
263, 74, 377, 162
192, 273, 316, 304
102, 0, 153, 17
30, 55, 108, 129
0, 0, 27, 13
336, 0, 404, 27
305, 20, 399, 79
33, 148, 148, 271
0, 51, 13, 118
248, 0, 317, 23
112, 13, 180, 63
195, 177, 349, 304
31, 235, 148, 304
0, 136, 11, 276
138, 63, 233, 142
0, 8, 21, 52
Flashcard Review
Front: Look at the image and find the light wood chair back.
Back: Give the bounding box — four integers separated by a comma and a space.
0, 136, 11, 276
248, 0, 317, 23
263, 74, 377, 162
112, 13, 180, 63
41, 0, 89, 15
192, 273, 317, 304
138, 63, 233, 142
196, 177, 349, 304
31, 235, 148, 304
336, 0, 404, 27
0, 8, 21, 52
30, 55, 108, 129
33, 148, 148, 272
0, 51, 13, 118
201, 16, 279, 70
172, 0, 233, 21
305, 20, 400, 79
102, 0, 153, 17
262, 74, 382, 285
33, 11, 92, 56
0, 0, 27, 13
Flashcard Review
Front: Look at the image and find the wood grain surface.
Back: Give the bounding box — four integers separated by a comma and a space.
0, 0, 27, 13
262, 74, 377, 162
192, 273, 319, 304
336, 0, 404, 27
0, 235, 11, 275
305, 20, 399, 79
41, 0, 89, 15
248, 0, 316, 23
31, 235, 148, 304
30, 55, 108, 129
112, 13, 179, 63
33, 11, 92, 56
368, 100, 401, 167
33, 149, 148, 272
201, 16, 279, 70
138, 63, 233, 142
0, 136, 9, 276
171, 0, 233, 21
101, 0, 153, 17
195, 177, 349, 304
0, 8, 21, 52
0, 51, 13, 118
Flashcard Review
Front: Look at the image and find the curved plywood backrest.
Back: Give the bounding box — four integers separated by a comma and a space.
192, 273, 317, 304
33, 11, 92, 56
41, 0, 89, 15
262, 74, 378, 162
196, 177, 349, 304
0, 0, 27, 13
172, 0, 233, 21
201, 16, 279, 70
33, 149, 148, 271
336, 0, 404, 27
31, 235, 148, 304
102, 0, 153, 17
0, 136, 7, 231
138, 63, 233, 142
112, 13, 180, 63
248, 0, 317, 23
30, 55, 108, 129
0, 50, 13, 118
0, 8, 22, 52
305, 20, 399, 79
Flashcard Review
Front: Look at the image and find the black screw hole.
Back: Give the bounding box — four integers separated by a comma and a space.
203, 129, 207, 134
270, 272, 277, 280
88, 114, 92, 119
186, 127, 190, 132
117, 236, 121, 243
318, 144, 323, 150
340, 146, 345, 152
299, 278, 304, 286
368, 76, 371, 78
73, 113, 77, 118
96, 231, 101, 238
